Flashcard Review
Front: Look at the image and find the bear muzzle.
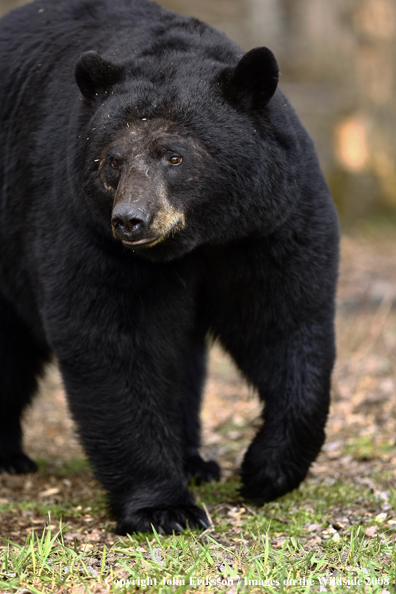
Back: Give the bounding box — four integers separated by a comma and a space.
111, 198, 186, 249
111, 203, 157, 247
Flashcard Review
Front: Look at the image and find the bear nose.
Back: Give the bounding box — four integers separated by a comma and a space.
111, 204, 151, 240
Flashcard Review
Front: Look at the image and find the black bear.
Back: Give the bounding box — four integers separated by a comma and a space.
0, 0, 339, 533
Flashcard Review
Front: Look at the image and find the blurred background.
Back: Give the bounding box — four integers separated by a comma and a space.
1, 0, 396, 226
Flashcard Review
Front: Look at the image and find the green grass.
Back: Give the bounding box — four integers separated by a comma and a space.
0, 457, 106, 520
1, 477, 395, 593
345, 436, 396, 462
35, 457, 92, 475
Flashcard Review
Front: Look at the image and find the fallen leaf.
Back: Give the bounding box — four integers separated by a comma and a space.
365, 526, 378, 537
39, 487, 60, 498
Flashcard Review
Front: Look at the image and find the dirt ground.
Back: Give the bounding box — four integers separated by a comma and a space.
1, 228, 396, 545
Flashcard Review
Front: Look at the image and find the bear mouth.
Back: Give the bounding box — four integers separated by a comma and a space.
122, 235, 163, 249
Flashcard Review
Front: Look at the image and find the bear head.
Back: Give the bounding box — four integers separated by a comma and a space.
74, 46, 300, 261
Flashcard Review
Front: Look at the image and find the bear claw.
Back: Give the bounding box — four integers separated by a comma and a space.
116, 503, 210, 535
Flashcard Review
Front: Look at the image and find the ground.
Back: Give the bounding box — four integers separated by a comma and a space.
1, 226, 396, 592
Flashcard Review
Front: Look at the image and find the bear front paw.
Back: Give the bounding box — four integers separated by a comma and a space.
240, 472, 291, 504
116, 503, 210, 535
239, 432, 315, 504
240, 457, 308, 505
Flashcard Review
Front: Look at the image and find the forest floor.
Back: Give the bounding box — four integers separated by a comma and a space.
1, 225, 396, 592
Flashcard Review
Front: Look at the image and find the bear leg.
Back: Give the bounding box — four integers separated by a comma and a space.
43, 258, 213, 534
228, 319, 335, 503
0, 294, 50, 474
180, 342, 220, 484
53, 326, 210, 532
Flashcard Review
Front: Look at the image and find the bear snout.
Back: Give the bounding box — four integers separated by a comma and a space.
111, 203, 153, 246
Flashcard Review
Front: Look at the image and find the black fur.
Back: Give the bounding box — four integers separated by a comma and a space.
0, 0, 339, 533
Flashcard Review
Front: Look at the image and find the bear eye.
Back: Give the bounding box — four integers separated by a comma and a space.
170, 156, 182, 166
110, 158, 121, 169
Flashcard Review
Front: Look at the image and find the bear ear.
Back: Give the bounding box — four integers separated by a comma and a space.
74, 51, 125, 101
222, 47, 279, 111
